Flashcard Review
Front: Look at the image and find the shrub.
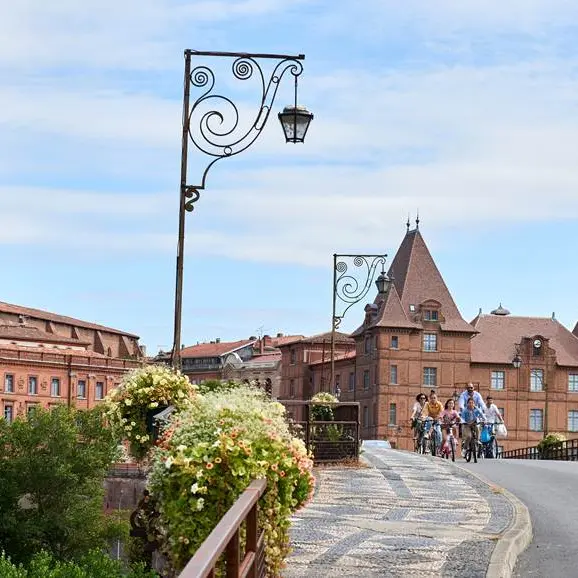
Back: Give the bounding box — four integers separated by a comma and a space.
537, 433, 567, 455
105, 365, 197, 460
310, 392, 338, 421
0, 550, 157, 577
149, 384, 314, 576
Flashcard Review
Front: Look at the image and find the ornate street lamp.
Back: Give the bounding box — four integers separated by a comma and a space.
171, 50, 313, 369
512, 354, 522, 369
330, 254, 388, 390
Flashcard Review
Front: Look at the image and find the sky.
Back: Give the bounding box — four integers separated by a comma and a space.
2, 0, 578, 354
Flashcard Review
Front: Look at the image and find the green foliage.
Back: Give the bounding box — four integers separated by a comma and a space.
0, 550, 157, 577
310, 392, 338, 421
0, 405, 122, 565
149, 384, 315, 575
537, 432, 567, 454
195, 379, 243, 396
105, 365, 196, 461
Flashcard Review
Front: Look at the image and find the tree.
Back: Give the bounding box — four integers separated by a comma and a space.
0, 405, 123, 564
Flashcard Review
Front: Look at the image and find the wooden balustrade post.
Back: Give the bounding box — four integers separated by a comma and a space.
245, 503, 258, 578
226, 529, 240, 578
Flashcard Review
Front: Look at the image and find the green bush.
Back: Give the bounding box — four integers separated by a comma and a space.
310, 392, 338, 421
0, 550, 157, 577
537, 433, 567, 455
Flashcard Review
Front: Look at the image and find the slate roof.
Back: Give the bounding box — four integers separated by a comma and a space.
309, 350, 356, 366
471, 314, 578, 367
0, 301, 139, 338
180, 339, 257, 358
276, 331, 354, 347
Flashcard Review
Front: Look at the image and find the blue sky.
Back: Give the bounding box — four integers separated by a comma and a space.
2, 0, 578, 353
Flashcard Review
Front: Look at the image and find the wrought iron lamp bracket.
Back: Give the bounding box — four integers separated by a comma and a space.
183, 50, 305, 199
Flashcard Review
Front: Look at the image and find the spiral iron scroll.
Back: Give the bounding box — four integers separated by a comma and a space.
333, 256, 387, 327
187, 56, 303, 190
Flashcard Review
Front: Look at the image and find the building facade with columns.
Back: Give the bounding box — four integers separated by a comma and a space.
278, 225, 578, 452
0, 301, 143, 422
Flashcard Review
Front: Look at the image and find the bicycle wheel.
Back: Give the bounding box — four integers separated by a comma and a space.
489, 438, 498, 459
451, 439, 456, 462
421, 436, 428, 455
472, 438, 478, 463
478, 442, 485, 460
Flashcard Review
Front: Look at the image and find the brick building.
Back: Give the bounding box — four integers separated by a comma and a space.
0, 301, 143, 422
278, 225, 578, 452
173, 334, 303, 398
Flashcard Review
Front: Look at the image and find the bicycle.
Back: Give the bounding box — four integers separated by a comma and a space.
479, 423, 499, 459
440, 423, 458, 462
414, 419, 429, 454
463, 421, 481, 463
423, 418, 442, 457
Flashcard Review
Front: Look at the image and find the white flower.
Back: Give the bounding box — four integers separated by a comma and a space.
165, 457, 173, 469
176, 444, 187, 452
124, 399, 132, 406
131, 421, 136, 426
212, 440, 221, 448
190, 483, 199, 494
196, 498, 205, 511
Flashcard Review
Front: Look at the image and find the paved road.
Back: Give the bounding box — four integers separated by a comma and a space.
462, 459, 578, 578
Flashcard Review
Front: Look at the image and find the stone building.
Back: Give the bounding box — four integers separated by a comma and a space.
278, 225, 578, 452
0, 301, 142, 422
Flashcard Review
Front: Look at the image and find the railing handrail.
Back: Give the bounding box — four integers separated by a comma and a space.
502, 438, 578, 460
179, 478, 267, 577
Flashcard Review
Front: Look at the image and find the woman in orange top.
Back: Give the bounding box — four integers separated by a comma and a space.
420, 391, 444, 450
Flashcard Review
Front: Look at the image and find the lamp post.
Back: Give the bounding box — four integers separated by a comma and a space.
171, 50, 314, 369
330, 254, 388, 391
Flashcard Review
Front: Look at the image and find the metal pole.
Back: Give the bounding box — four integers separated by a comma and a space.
544, 351, 549, 438
172, 52, 192, 370
330, 253, 337, 393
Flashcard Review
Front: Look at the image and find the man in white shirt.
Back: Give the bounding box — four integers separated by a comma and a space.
458, 383, 487, 413
485, 396, 504, 424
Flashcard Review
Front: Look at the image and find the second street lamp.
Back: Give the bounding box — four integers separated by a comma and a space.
330, 254, 388, 392
171, 50, 313, 369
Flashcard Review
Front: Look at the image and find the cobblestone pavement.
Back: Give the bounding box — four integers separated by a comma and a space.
284, 448, 515, 578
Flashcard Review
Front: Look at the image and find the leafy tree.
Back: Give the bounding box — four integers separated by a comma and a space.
0, 405, 123, 564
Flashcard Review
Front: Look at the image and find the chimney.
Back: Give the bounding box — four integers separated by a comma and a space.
276, 332, 284, 338
259, 337, 265, 355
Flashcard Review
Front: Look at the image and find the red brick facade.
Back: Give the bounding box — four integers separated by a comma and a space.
279, 227, 578, 452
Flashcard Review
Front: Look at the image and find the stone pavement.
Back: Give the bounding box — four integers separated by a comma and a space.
284, 447, 517, 578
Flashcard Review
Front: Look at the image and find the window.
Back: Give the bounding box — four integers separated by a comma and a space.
95, 381, 104, 400
363, 405, 369, 427
3, 404, 13, 424
77, 380, 87, 399
28, 376, 38, 395
390, 365, 398, 385
423, 333, 437, 352
529, 409, 543, 431
290, 349, 296, 365
348, 372, 355, 391
27, 404, 38, 416
409, 304, 416, 312
363, 370, 370, 390
364, 336, 372, 354
389, 403, 397, 425
423, 367, 437, 387
491, 371, 505, 390
4, 374, 14, 393
50, 378, 60, 397
289, 379, 295, 398
424, 310, 439, 321
569, 374, 578, 392
391, 336, 399, 349
374, 335, 378, 350
530, 369, 544, 392
569, 411, 578, 432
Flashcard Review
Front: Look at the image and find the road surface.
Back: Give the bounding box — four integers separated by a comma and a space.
462, 459, 578, 578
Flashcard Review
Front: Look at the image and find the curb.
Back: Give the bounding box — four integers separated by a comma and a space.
451, 462, 533, 578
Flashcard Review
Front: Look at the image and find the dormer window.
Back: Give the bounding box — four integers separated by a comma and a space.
409, 304, 416, 312
532, 338, 543, 357
424, 310, 439, 321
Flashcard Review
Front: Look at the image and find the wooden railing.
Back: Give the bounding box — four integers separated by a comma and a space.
179, 478, 267, 578
501, 438, 578, 460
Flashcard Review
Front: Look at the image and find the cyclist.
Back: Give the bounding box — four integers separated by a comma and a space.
420, 391, 444, 451
458, 382, 487, 413
485, 395, 504, 425
461, 396, 486, 453
440, 398, 460, 449
411, 393, 428, 441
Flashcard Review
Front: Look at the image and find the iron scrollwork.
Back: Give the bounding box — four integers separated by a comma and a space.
186, 52, 304, 194
333, 255, 387, 330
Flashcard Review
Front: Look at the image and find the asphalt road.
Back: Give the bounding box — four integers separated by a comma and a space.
462, 459, 578, 578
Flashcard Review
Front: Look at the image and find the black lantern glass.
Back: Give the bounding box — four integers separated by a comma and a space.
512, 354, 522, 369
375, 271, 390, 294
278, 105, 314, 143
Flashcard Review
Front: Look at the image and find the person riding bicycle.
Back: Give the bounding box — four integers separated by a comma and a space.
420, 391, 444, 450
411, 393, 428, 441
440, 398, 460, 449
458, 382, 487, 413
485, 396, 504, 425
460, 397, 486, 450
